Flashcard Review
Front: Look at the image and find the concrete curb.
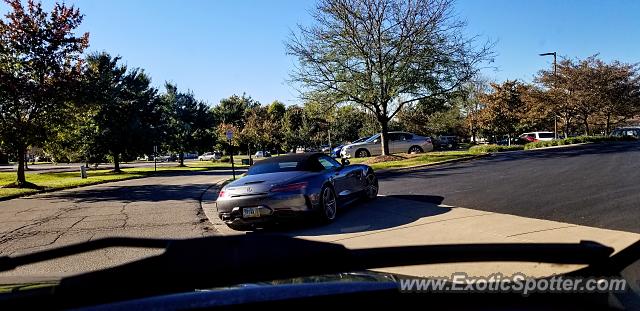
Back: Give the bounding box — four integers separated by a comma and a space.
524, 142, 591, 151
494, 140, 632, 154
375, 153, 491, 174
468, 142, 594, 157
199, 177, 240, 236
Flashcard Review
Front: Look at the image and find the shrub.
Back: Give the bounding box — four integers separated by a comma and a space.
524, 141, 546, 150
218, 156, 230, 163
469, 144, 524, 154
524, 135, 628, 150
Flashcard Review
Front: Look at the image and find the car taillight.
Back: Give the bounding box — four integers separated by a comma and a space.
218, 190, 225, 198
270, 182, 308, 193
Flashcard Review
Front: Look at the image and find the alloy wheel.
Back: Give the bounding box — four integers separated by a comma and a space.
322, 187, 337, 220
409, 146, 422, 154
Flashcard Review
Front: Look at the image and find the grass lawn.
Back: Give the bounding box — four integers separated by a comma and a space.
347, 151, 481, 170
0, 162, 247, 199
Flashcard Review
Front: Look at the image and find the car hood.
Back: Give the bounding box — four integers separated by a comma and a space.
344, 141, 373, 149
224, 171, 314, 195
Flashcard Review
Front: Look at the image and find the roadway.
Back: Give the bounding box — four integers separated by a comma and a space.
378, 142, 640, 233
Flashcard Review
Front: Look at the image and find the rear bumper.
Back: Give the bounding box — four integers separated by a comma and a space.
216, 192, 319, 226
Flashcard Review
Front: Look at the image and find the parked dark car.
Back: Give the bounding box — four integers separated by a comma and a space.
497, 137, 522, 146
216, 152, 378, 231
331, 136, 372, 158
611, 127, 640, 139
434, 136, 459, 150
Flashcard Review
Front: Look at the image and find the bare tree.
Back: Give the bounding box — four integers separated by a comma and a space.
287, 0, 493, 155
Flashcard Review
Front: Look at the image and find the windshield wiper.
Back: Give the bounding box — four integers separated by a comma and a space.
0, 235, 617, 309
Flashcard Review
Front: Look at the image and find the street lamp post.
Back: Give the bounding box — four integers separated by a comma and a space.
539, 52, 558, 139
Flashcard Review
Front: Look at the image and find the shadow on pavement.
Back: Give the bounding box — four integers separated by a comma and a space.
247, 194, 449, 236
30, 170, 238, 203
37, 183, 209, 203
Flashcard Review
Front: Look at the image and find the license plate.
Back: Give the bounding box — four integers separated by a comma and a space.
242, 207, 260, 218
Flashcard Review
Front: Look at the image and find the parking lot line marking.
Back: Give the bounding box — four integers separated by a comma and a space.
505, 225, 578, 237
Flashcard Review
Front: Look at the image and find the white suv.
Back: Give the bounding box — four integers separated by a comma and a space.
198, 152, 221, 161
340, 131, 433, 158
519, 132, 555, 143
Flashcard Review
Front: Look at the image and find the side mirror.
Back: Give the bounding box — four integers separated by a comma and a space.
373, 139, 380, 144
341, 158, 350, 166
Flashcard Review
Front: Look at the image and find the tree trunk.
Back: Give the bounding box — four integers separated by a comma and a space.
380, 120, 390, 156
113, 153, 121, 173
563, 115, 570, 138
605, 113, 611, 134
178, 152, 185, 167
583, 118, 590, 136
16, 147, 26, 187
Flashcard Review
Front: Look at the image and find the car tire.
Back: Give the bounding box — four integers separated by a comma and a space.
408, 145, 423, 154
355, 148, 370, 158
227, 223, 252, 231
318, 185, 337, 223
362, 171, 378, 201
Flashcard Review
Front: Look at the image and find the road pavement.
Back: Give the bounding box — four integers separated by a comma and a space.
0, 169, 231, 280
378, 142, 640, 233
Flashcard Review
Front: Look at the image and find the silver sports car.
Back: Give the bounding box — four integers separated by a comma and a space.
216, 152, 378, 231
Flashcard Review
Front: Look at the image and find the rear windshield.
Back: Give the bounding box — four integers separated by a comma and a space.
247, 160, 307, 175
538, 133, 555, 138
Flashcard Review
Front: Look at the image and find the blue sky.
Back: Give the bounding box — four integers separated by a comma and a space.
15, 0, 640, 105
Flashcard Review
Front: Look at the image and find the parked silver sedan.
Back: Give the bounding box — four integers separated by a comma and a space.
340, 131, 434, 158
216, 153, 378, 231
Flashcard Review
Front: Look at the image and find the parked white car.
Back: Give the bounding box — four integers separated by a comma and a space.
340, 131, 433, 158
254, 151, 271, 158
198, 152, 220, 161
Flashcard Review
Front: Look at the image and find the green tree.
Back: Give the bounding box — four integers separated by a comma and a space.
267, 100, 286, 119
595, 61, 640, 133
457, 79, 488, 143
81, 52, 160, 172
331, 105, 369, 144
239, 106, 264, 151
162, 83, 217, 166
213, 94, 259, 128
0, 0, 89, 186
266, 101, 286, 153
282, 105, 305, 151
287, 0, 493, 155
536, 55, 640, 136
477, 80, 528, 140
